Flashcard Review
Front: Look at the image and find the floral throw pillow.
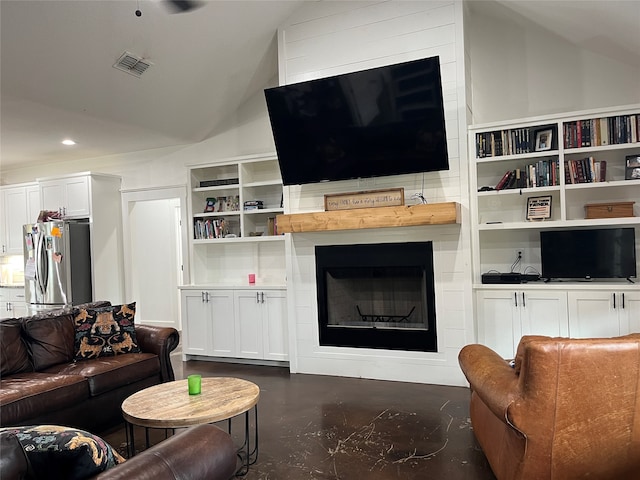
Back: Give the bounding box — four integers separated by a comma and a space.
0, 425, 125, 480
74, 302, 141, 360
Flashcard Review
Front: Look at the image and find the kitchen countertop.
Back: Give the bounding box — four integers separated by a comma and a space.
0, 284, 25, 289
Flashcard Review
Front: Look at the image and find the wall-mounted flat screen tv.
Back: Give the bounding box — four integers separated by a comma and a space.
540, 228, 637, 281
264, 56, 449, 186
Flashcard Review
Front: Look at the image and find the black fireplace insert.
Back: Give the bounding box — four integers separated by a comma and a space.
315, 242, 437, 352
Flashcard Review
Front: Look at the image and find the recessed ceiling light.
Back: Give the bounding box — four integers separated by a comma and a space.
62, 139, 76, 146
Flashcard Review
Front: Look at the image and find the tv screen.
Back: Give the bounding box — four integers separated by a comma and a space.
264, 56, 449, 186
540, 228, 637, 280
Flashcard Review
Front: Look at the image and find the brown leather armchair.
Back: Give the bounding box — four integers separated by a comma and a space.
459, 334, 640, 480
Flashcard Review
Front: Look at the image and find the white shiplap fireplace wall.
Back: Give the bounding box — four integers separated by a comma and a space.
279, 1, 473, 386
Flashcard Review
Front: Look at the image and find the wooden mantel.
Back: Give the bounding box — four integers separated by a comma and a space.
276, 202, 460, 234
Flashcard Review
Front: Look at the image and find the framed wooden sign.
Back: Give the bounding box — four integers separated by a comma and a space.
324, 188, 404, 211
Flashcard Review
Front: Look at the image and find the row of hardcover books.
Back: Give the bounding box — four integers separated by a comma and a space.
194, 218, 235, 239
494, 159, 560, 190
563, 114, 639, 148
564, 158, 607, 184
476, 128, 534, 158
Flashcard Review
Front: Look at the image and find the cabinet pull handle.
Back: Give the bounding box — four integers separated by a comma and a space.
261, 292, 265, 304
514, 292, 518, 307
201, 291, 205, 303
206, 292, 210, 303
621, 293, 625, 309
522, 292, 526, 308
256, 292, 260, 303
613, 293, 616, 309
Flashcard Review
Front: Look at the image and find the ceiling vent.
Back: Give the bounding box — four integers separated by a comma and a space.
113, 51, 152, 77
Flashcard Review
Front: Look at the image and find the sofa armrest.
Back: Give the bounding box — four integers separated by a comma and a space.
458, 344, 521, 422
93, 424, 236, 480
134, 325, 180, 382
0, 431, 31, 479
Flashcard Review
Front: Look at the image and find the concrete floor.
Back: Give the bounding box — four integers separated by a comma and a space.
103, 358, 496, 480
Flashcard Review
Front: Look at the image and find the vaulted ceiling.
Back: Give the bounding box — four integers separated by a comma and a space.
1, 1, 638, 171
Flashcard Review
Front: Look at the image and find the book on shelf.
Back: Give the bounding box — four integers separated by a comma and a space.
193, 217, 239, 239
495, 170, 512, 190
564, 114, 640, 148
564, 157, 607, 184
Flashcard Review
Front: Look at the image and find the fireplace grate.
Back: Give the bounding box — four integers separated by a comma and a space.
356, 305, 416, 323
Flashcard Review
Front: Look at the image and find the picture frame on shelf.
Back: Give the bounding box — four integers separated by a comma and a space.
535, 129, 553, 151
526, 195, 552, 221
625, 154, 640, 180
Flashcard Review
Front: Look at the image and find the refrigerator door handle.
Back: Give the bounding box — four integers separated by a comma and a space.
35, 233, 49, 295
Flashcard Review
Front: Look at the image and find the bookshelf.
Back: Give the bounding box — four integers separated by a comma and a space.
187, 154, 285, 286
469, 105, 640, 357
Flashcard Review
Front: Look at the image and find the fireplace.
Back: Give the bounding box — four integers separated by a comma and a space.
315, 242, 437, 352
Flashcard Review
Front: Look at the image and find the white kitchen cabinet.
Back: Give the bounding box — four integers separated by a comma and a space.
0, 287, 26, 318
1, 184, 40, 255
39, 175, 90, 218
476, 289, 568, 358
568, 290, 640, 338
181, 288, 235, 357
234, 289, 288, 361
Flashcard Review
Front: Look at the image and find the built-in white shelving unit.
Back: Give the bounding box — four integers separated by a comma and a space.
469, 105, 640, 357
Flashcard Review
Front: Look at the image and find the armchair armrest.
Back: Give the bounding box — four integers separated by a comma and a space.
458, 344, 521, 421
134, 325, 180, 382
93, 424, 236, 480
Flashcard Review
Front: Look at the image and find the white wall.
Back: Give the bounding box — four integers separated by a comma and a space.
466, 1, 640, 124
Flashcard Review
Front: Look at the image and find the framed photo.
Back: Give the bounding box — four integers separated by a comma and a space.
625, 154, 640, 180
526, 195, 552, 221
535, 129, 553, 151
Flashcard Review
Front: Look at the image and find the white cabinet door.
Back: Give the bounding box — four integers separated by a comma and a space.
520, 290, 568, 338
620, 291, 640, 335
234, 290, 264, 359
26, 185, 41, 225
262, 290, 288, 361
64, 176, 90, 217
568, 291, 620, 338
234, 289, 288, 361
40, 176, 90, 218
208, 290, 235, 357
2, 187, 28, 255
476, 290, 520, 359
477, 289, 568, 358
181, 290, 212, 356
39, 181, 65, 214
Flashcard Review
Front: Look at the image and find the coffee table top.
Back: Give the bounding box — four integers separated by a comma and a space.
122, 377, 260, 429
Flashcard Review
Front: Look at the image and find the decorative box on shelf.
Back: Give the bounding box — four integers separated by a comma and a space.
584, 201, 635, 219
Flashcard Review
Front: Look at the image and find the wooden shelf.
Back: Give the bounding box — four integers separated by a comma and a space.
276, 202, 460, 233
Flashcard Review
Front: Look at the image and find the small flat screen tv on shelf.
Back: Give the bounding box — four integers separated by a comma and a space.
264, 56, 449, 186
540, 228, 637, 281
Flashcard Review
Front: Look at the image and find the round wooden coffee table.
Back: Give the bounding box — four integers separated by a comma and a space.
122, 377, 259, 475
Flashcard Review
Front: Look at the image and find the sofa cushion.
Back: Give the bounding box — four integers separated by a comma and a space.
0, 373, 88, 426
44, 353, 160, 397
0, 319, 32, 376
1, 425, 125, 480
73, 303, 141, 361
22, 313, 76, 370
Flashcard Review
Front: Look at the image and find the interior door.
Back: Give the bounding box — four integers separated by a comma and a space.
121, 187, 188, 331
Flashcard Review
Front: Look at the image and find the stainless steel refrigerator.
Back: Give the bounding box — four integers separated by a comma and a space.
23, 220, 93, 311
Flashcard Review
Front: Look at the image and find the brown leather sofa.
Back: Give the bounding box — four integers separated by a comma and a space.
0, 302, 180, 433
0, 424, 237, 480
458, 334, 640, 480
